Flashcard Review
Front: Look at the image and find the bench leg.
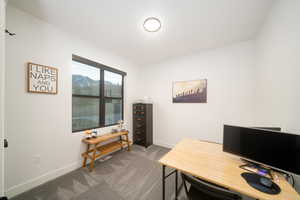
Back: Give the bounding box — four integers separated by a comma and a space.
90, 144, 97, 172
82, 144, 90, 168
120, 136, 124, 150
126, 134, 131, 151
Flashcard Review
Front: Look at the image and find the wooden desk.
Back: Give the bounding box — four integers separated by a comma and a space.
159, 139, 300, 200
82, 131, 132, 171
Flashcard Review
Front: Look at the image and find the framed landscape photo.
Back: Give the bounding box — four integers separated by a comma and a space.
173, 79, 207, 103
27, 62, 58, 94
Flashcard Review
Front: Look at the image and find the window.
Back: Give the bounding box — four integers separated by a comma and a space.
72, 55, 126, 132
104, 71, 123, 125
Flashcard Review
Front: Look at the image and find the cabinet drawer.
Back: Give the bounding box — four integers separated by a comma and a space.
134, 117, 145, 121
134, 122, 145, 128
134, 129, 144, 134
133, 110, 145, 116
133, 105, 145, 111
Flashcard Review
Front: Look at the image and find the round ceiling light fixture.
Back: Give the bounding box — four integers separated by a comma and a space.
143, 17, 161, 32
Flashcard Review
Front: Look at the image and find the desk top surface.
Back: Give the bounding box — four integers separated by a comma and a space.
159, 139, 300, 200
82, 131, 128, 145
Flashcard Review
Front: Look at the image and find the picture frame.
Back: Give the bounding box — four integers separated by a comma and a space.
173, 79, 207, 103
27, 62, 58, 94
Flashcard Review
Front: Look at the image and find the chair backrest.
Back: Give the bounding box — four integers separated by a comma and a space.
181, 173, 242, 200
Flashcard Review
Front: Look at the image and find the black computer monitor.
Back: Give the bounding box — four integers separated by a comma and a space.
223, 125, 300, 175
251, 127, 281, 132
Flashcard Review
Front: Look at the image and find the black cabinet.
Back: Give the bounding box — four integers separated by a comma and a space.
133, 103, 153, 148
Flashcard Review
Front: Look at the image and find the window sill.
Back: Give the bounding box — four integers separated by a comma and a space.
72, 123, 119, 133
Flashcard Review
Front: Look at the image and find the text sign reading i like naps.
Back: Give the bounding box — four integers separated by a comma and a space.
28, 63, 58, 94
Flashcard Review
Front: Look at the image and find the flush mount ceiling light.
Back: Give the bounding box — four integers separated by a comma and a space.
143, 17, 161, 32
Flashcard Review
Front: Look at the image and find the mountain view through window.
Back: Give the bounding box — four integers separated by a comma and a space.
72, 58, 124, 132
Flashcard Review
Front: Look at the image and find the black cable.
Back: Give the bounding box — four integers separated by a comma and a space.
285, 174, 295, 188
274, 170, 295, 188
290, 174, 295, 188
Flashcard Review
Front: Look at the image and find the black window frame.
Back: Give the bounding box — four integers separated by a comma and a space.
72, 55, 126, 133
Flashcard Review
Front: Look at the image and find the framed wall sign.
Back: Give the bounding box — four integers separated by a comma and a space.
173, 79, 207, 103
27, 62, 58, 94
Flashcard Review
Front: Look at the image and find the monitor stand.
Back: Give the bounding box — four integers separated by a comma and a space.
240, 158, 267, 169
241, 172, 281, 195
240, 159, 273, 179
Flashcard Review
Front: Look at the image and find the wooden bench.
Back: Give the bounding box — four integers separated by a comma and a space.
82, 131, 132, 171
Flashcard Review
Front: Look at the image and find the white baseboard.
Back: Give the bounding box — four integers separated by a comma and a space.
154, 141, 176, 149
6, 161, 82, 198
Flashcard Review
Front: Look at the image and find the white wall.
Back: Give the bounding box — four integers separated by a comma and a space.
254, 0, 300, 134
254, 0, 300, 190
5, 5, 140, 197
141, 41, 257, 147
0, 0, 6, 197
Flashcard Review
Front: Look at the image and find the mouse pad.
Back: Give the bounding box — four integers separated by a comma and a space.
241, 172, 281, 195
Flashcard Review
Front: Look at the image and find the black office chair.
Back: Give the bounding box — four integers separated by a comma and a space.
181, 173, 242, 200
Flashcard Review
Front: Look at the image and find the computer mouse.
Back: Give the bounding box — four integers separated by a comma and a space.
259, 177, 273, 188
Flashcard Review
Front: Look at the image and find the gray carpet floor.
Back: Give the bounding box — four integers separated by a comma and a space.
11, 145, 254, 200
11, 145, 187, 200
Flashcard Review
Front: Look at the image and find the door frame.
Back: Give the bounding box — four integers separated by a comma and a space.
0, 0, 6, 197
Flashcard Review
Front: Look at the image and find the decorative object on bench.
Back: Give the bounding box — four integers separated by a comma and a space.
27, 62, 58, 94
173, 79, 207, 103
81, 131, 132, 171
84, 129, 98, 139
91, 129, 98, 137
84, 130, 93, 140
117, 120, 127, 131
111, 128, 118, 133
